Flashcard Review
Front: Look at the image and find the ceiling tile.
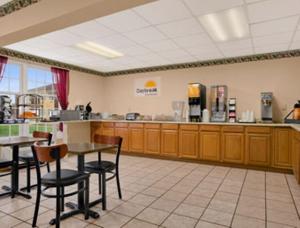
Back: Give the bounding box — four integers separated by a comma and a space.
193, 51, 224, 60
156, 18, 204, 38
134, 0, 191, 24
183, 0, 243, 16
91, 34, 136, 49
40, 30, 83, 46
157, 49, 192, 59
290, 40, 300, 49
255, 43, 289, 54
96, 9, 149, 32
247, 0, 300, 23
117, 45, 152, 56
245, 0, 263, 3
253, 32, 293, 47
184, 44, 219, 56
292, 30, 300, 41
66, 20, 116, 39
217, 39, 252, 50
222, 48, 254, 57
142, 39, 179, 51
173, 33, 214, 48
123, 27, 166, 44
251, 16, 299, 37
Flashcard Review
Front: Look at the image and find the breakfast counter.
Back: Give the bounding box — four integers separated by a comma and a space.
63, 120, 300, 183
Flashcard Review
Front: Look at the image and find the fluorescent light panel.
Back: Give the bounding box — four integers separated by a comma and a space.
76, 41, 123, 58
199, 7, 249, 42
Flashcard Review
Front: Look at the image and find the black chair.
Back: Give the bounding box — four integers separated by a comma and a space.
0, 160, 12, 196
32, 143, 90, 228
84, 135, 122, 210
19, 131, 52, 193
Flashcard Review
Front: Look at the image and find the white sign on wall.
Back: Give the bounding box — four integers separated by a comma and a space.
134, 77, 161, 97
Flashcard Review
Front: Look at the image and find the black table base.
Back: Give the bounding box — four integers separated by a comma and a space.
0, 185, 31, 199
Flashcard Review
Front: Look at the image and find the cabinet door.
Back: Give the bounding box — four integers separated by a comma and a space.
273, 128, 292, 168
200, 131, 220, 161
129, 128, 144, 153
115, 127, 129, 151
179, 130, 198, 159
161, 130, 178, 157
292, 135, 300, 183
144, 128, 160, 155
246, 134, 271, 166
222, 133, 244, 164
90, 123, 102, 142
100, 127, 114, 136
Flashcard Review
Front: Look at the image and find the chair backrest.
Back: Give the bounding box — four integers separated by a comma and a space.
32, 143, 68, 163
31, 143, 68, 182
93, 134, 123, 166
33, 131, 52, 146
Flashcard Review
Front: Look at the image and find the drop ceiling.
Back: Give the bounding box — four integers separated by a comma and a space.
5, 0, 300, 72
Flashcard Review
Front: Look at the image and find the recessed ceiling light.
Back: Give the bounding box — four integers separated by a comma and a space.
199, 7, 249, 42
76, 41, 123, 58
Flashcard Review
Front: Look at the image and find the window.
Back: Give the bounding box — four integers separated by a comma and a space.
0, 63, 21, 105
27, 67, 55, 95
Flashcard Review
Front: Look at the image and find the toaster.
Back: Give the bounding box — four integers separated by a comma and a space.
126, 113, 140, 120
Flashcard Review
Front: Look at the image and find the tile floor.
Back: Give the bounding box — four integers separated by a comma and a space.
0, 153, 300, 227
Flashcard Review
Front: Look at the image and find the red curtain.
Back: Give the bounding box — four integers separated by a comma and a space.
51, 67, 69, 131
0, 56, 8, 81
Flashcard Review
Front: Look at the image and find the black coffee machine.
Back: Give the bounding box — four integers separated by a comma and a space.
188, 83, 206, 122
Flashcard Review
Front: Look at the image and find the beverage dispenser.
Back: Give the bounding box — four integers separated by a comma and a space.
188, 83, 206, 122
211, 85, 228, 122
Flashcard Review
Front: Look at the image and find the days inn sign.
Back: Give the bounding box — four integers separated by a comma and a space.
134, 77, 161, 96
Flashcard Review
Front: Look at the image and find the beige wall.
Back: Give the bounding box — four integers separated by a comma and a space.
69, 71, 104, 112
101, 57, 300, 122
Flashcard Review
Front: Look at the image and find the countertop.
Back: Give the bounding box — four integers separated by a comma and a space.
62, 119, 300, 132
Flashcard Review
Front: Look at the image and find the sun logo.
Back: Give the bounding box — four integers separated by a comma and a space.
145, 80, 156, 88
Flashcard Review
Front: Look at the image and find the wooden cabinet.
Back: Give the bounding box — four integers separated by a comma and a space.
246, 127, 271, 166
128, 123, 144, 153
200, 126, 221, 161
100, 122, 115, 136
90, 122, 102, 142
144, 124, 160, 155
114, 123, 129, 152
221, 126, 244, 164
179, 125, 198, 159
273, 128, 292, 168
161, 124, 178, 157
292, 131, 300, 183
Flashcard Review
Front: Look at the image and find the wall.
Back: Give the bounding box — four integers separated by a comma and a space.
101, 57, 300, 122
68, 70, 104, 112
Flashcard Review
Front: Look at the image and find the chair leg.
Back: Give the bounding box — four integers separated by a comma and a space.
98, 173, 102, 195
26, 161, 31, 193
102, 172, 106, 210
84, 178, 89, 220
60, 187, 64, 212
46, 162, 50, 173
116, 169, 122, 199
56, 186, 60, 228
32, 186, 41, 227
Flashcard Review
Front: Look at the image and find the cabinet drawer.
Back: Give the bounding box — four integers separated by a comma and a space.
145, 123, 160, 129
200, 125, 221, 131
222, 126, 244, 132
129, 123, 144, 128
180, 124, 198, 131
246, 126, 271, 134
102, 122, 114, 128
115, 122, 128, 128
91, 122, 101, 128
162, 124, 178, 130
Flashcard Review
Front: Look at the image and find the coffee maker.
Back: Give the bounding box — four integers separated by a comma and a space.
188, 83, 206, 122
261, 92, 273, 122
211, 85, 228, 122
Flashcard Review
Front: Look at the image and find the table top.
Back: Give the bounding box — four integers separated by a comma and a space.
67, 143, 117, 155
0, 136, 48, 146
